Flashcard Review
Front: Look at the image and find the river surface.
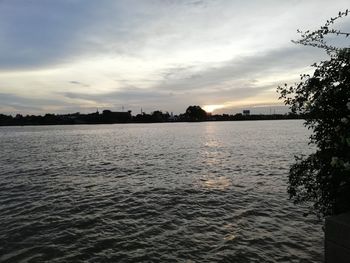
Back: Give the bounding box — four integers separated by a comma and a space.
0, 120, 323, 262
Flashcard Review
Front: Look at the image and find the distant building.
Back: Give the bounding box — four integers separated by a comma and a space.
243, 110, 250, 116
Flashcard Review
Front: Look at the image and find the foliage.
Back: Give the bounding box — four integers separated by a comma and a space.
292, 10, 350, 55
278, 10, 350, 217
185, 105, 207, 121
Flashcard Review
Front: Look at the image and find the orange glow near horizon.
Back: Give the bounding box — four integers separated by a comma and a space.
202, 104, 225, 113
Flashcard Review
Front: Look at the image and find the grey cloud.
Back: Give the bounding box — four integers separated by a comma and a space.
0, 45, 330, 115
60, 46, 325, 113
0, 93, 59, 106
0, 93, 51, 113
1, 0, 349, 115
69, 81, 90, 87
0, 0, 347, 71
0, 1, 153, 70
0, 92, 86, 114
156, 45, 326, 93
0, 0, 199, 70
63, 87, 172, 102
0, 1, 97, 69
60, 83, 267, 114
184, 0, 208, 8
61, 87, 180, 113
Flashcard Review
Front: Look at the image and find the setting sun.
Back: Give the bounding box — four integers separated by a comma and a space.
202, 104, 225, 113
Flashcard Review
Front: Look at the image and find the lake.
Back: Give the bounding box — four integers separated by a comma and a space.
0, 120, 323, 262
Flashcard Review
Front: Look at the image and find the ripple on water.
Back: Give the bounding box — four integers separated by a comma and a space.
0, 121, 322, 262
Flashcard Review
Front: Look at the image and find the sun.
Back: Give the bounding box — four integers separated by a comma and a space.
202, 104, 225, 113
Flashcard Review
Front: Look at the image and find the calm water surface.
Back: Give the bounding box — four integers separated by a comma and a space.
0, 120, 323, 262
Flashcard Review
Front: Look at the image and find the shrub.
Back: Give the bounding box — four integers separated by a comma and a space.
278, 11, 350, 217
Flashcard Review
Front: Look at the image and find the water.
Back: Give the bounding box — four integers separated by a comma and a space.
0, 120, 323, 262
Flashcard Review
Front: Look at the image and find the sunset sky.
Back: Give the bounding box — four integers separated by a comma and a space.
0, 0, 349, 115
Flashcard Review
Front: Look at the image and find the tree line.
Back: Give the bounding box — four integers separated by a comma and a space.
0, 106, 302, 126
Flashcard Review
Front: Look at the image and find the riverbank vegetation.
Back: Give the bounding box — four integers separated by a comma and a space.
278, 10, 350, 217
0, 106, 302, 126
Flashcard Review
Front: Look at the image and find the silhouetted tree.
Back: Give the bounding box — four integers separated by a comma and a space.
278, 10, 350, 217
151, 110, 167, 122
185, 105, 207, 121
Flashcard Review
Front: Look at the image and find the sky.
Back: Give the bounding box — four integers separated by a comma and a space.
0, 0, 349, 115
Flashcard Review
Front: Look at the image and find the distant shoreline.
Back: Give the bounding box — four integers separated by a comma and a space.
0, 116, 304, 127
0, 106, 303, 126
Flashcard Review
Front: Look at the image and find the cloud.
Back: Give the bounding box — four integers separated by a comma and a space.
69, 81, 90, 87
0, 1, 100, 70
1, 0, 335, 70
0, 92, 103, 114
0, 44, 332, 114
156, 45, 324, 91
62, 87, 173, 103
0, 0, 349, 114
0, 92, 62, 113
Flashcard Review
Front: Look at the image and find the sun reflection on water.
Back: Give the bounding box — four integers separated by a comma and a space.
201, 176, 232, 190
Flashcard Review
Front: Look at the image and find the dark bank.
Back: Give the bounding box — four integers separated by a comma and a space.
0, 105, 303, 126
